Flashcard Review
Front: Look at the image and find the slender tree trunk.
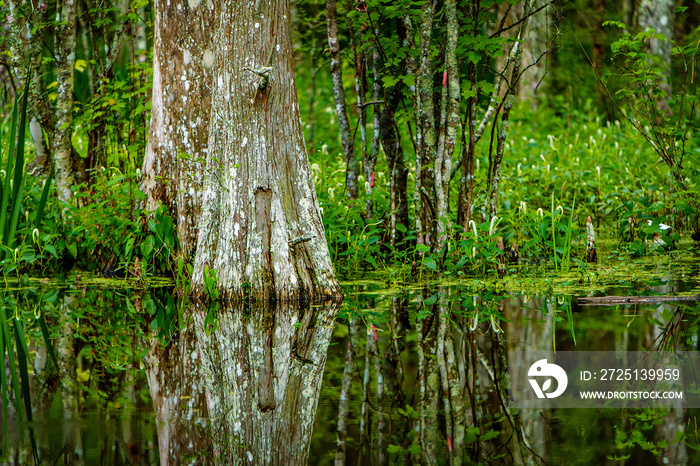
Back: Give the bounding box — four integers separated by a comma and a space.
191, 0, 340, 301
366, 48, 381, 220
82, 0, 130, 181
415, 1, 437, 250
326, 0, 359, 200
517, 0, 550, 107
378, 87, 408, 248
142, 0, 214, 260
487, 0, 532, 218
27, 2, 54, 174
434, 0, 460, 252
54, 0, 78, 203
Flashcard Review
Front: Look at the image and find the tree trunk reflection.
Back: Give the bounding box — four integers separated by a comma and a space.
147, 300, 341, 464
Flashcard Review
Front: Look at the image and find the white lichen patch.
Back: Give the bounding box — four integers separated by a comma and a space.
203, 49, 214, 68
183, 49, 192, 65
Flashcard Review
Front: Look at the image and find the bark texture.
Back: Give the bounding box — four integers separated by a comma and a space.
326, 0, 359, 200
142, 0, 214, 260
54, 0, 78, 202
191, 0, 340, 301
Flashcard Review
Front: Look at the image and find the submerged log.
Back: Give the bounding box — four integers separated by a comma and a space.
577, 294, 700, 306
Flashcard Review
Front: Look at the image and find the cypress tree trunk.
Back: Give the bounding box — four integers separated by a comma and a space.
142, 0, 214, 260
191, 0, 340, 301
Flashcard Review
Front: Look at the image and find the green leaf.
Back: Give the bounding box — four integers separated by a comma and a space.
423, 256, 437, 272
423, 293, 438, 306
66, 242, 78, 259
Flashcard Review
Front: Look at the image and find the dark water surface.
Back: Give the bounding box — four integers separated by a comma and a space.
3, 257, 700, 464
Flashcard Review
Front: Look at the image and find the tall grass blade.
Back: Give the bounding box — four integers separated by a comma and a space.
13, 318, 33, 423
0, 314, 7, 449
551, 192, 558, 271
563, 194, 576, 272
34, 166, 54, 229
38, 309, 58, 369
0, 98, 19, 243
12, 316, 40, 464
6, 75, 30, 249
0, 310, 22, 423
566, 297, 577, 345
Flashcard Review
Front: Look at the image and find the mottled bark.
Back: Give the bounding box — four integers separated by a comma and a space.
6, 1, 49, 174
143, 0, 214, 260
191, 0, 340, 301
27, 1, 53, 173
145, 325, 212, 465
366, 48, 381, 220
193, 300, 341, 464
415, 1, 437, 249
349, 25, 368, 205
487, 1, 532, 218
54, 0, 78, 203
516, 0, 550, 107
434, 0, 460, 251
378, 87, 408, 248
635, 0, 674, 109
326, 0, 359, 200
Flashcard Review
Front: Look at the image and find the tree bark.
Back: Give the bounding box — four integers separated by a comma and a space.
54, 0, 78, 203
487, 0, 532, 218
414, 1, 437, 250
142, 0, 214, 260
378, 87, 409, 248
635, 0, 674, 107
191, 0, 340, 301
326, 0, 359, 200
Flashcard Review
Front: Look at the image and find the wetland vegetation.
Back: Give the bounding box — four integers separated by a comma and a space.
1, 0, 700, 464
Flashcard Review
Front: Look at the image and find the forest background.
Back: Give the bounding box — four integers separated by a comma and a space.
0, 0, 700, 463
0, 0, 699, 286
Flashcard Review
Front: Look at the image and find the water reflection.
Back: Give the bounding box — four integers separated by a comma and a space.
4, 282, 700, 464
311, 285, 700, 465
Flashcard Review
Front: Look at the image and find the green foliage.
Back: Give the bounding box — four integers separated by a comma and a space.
601, 14, 700, 234
65, 169, 176, 277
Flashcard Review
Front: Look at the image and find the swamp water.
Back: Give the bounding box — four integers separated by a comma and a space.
2, 253, 700, 465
